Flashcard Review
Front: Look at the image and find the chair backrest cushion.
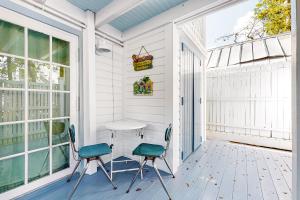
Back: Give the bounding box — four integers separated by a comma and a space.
69, 124, 76, 144
165, 124, 172, 142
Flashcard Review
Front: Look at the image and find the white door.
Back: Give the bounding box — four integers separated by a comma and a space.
180, 43, 203, 160
0, 7, 78, 198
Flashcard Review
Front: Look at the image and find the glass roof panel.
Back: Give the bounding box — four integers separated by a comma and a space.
228, 45, 240, 65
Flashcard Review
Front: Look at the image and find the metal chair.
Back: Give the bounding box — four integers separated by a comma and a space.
67, 125, 117, 199
126, 124, 175, 200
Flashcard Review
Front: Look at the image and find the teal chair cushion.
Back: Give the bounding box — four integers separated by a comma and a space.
79, 143, 111, 158
133, 143, 165, 157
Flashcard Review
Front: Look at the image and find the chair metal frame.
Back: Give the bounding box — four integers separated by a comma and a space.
67, 126, 117, 199
126, 124, 175, 200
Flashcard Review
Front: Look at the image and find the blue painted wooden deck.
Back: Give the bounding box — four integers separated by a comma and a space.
17, 140, 292, 200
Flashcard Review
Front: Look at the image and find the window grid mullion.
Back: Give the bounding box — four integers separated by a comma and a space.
49, 35, 53, 175
24, 27, 29, 185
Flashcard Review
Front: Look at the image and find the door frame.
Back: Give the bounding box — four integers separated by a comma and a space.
0, 6, 79, 199
292, 0, 299, 199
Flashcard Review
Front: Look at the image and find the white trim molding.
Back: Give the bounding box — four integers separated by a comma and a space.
95, 0, 145, 29
82, 10, 98, 175
292, 0, 299, 199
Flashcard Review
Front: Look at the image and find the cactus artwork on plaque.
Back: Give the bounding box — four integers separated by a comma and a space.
133, 76, 153, 96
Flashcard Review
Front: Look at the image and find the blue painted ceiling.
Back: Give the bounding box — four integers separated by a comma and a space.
67, 0, 112, 12
68, 0, 188, 32
109, 0, 188, 32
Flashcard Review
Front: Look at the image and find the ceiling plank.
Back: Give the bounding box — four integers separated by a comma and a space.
95, 0, 145, 29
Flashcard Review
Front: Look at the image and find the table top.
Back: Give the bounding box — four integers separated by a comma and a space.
104, 120, 147, 131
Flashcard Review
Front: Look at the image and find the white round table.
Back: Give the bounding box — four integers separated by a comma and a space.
104, 120, 147, 179
105, 120, 146, 131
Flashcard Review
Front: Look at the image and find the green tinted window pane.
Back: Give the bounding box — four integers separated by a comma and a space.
28, 150, 49, 183
0, 56, 25, 88
52, 92, 70, 118
0, 156, 24, 193
28, 61, 50, 89
52, 144, 69, 173
0, 124, 24, 158
0, 90, 24, 122
52, 119, 69, 145
28, 121, 49, 150
52, 66, 70, 91
52, 37, 69, 66
28, 30, 49, 61
28, 91, 50, 120
0, 20, 24, 56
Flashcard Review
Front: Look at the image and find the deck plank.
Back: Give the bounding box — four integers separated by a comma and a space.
178, 142, 227, 200
150, 141, 219, 200
263, 150, 291, 200
199, 143, 233, 200
282, 155, 292, 171
245, 146, 263, 200
232, 145, 248, 200
137, 141, 214, 200
17, 140, 292, 200
270, 151, 292, 191
255, 149, 279, 200
216, 144, 238, 200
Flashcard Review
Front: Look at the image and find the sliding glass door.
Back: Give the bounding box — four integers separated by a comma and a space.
0, 16, 77, 194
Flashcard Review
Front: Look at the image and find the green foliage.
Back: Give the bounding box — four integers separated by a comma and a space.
255, 0, 291, 36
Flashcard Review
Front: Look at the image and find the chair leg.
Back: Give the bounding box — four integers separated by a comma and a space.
126, 158, 147, 193
152, 159, 172, 200
68, 161, 89, 200
163, 157, 175, 178
67, 160, 81, 182
98, 157, 110, 172
97, 159, 117, 190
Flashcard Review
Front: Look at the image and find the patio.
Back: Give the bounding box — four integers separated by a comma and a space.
0, 0, 298, 199
18, 140, 292, 200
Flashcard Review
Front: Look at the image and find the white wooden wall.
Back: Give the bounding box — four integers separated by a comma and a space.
123, 25, 171, 168
207, 59, 292, 146
94, 39, 124, 159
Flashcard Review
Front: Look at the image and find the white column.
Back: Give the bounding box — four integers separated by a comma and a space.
82, 10, 97, 174
165, 23, 180, 173
292, 0, 300, 199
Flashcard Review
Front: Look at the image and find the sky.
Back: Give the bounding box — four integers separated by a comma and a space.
205, 0, 260, 49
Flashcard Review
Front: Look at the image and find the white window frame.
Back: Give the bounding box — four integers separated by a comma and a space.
0, 6, 78, 199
